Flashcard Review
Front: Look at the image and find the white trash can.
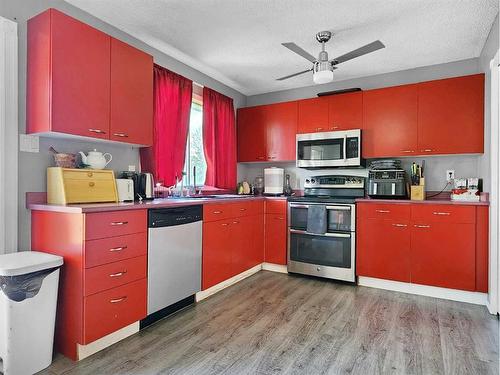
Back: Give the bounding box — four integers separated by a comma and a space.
0, 251, 63, 375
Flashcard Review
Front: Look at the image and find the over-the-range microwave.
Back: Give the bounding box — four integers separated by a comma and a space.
296, 129, 363, 168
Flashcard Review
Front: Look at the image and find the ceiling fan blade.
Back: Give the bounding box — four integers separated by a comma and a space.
276, 68, 313, 81
331, 40, 385, 65
281, 42, 317, 63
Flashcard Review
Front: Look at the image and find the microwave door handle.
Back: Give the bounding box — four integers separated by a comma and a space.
343, 134, 347, 161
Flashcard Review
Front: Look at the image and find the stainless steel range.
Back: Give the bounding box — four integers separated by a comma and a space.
287, 175, 365, 282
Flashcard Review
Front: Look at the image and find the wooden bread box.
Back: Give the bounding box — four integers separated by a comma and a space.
47, 167, 118, 204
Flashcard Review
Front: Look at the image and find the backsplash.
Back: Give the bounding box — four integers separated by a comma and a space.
237, 154, 483, 192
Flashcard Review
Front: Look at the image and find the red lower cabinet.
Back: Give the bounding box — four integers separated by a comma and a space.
356, 202, 487, 292
264, 213, 287, 265
202, 220, 233, 290
357, 218, 410, 282
410, 222, 475, 291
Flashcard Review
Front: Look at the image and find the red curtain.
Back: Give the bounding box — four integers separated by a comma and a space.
203, 87, 237, 190
140, 65, 192, 187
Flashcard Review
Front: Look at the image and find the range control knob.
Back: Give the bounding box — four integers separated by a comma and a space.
305, 179, 310, 184
311, 178, 316, 184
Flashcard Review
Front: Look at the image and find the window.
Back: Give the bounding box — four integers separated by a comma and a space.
183, 84, 207, 187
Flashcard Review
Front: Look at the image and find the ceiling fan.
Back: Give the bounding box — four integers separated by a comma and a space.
277, 31, 385, 84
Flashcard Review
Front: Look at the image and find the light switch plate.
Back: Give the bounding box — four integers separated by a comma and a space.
19, 134, 39, 153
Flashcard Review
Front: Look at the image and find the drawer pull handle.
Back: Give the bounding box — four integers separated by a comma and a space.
276, 217, 285, 220
213, 211, 222, 214
331, 126, 339, 130
89, 182, 95, 187
422, 149, 433, 152
401, 150, 414, 153
257, 156, 265, 160
113, 133, 129, 138
110, 221, 128, 226
433, 212, 450, 216
88, 128, 106, 134
240, 208, 246, 211
392, 223, 407, 227
233, 221, 240, 224
221, 223, 229, 226
87, 172, 93, 177
376, 210, 390, 213
109, 271, 127, 278
414, 224, 431, 228
110, 246, 127, 252
110, 296, 127, 304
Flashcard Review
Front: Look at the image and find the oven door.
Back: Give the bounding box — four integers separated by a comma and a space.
288, 230, 355, 281
296, 129, 361, 168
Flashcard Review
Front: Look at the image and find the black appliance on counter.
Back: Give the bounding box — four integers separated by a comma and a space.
120, 171, 155, 201
287, 175, 365, 282
367, 159, 407, 199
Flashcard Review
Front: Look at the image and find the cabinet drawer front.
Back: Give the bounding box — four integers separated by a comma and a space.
357, 203, 410, 220
203, 203, 234, 222
265, 199, 287, 214
85, 232, 147, 268
84, 256, 147, 296
232, 200, 264, 217
411, 204, 475, 224
85, 210, 147, 240
65, 179, 117, 204
83, 278, 146, 344
63, 169, 113, 181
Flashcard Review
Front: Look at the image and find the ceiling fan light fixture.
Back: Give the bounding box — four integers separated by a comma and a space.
313, 69, 334, 84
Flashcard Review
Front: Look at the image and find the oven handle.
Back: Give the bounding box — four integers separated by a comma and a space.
289, 229, 351, 238
289, 204, 351, 211
343, 134, 347, 161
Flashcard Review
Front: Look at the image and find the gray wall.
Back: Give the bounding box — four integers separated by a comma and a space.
0, 0, 247, 250
239, 37, 497, 193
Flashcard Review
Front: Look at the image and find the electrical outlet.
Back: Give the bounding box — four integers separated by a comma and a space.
446, 170, 455, 181
19, 134, 39, 153
128, 165, 136, 172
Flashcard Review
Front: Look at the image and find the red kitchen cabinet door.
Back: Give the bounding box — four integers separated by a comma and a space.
202, 221, 233, 290
237, 106, 267, 162
363, 84, 418, 158
264, 213, 287, 265
50, 9, 111, 139
328, 92, 363, 131
297, 97, 329, 133
230, 218, 247, 277
250, 214, 265, 267
417, 74, 484, 155
110, 38, 153, 146
357, 219, 411, 282
411, 222, 475, 291
266, 101, 298, 161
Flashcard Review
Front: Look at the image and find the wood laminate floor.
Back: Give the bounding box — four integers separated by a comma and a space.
40, 271, 499, 375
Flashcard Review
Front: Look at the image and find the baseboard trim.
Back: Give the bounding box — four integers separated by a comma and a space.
196, 264, 262, 302
358, 276, 488, 306
77, 321, 139, 360
262, 262, 288, 274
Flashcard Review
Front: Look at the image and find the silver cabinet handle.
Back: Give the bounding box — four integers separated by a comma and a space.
257, 156, 265, 160
232, 221, 240, 224
330, 126, 339, 130
110, 296, 127, 304
275, 217, 285, 220
392, 223, 407, 227
289, 229, 351, 238
88, 128, 106, 134
414, 224, 431, 228
109, 246, 127, 252
113, 133, 129, 138
221, 223, 229, 226
433, 212, 450, 216
109, 271, 127, 278
239, 208, 247, 211
213, 211, 222, 214
422, 149, 433, 152
326, 205, 351, 211
110, 221, 128, 226
401, 150, 414, 153
376, 210, 390, 213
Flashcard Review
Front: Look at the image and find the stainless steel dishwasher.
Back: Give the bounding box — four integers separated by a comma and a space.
141, 205, 202, 328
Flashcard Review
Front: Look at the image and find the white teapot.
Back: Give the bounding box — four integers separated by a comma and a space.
79, 149, 112, 169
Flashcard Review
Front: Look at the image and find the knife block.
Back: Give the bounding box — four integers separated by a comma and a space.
411, 177, 425, 201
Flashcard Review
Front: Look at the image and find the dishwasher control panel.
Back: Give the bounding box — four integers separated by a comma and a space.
148, 205, 203, 228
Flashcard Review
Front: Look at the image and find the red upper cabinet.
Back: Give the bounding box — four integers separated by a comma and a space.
266, 101, 297, 161
297, 97, 329, 133
28, 9, 111, 139
237, 106, 267, 162
328, 92, 363, 131
27, 9, 153, 146
110, 38, 153, 146
237, 102, 297, 162
417, 74, 484, 155
363, 84, 418, 158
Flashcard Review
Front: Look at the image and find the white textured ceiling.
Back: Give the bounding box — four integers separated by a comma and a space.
65, 0, 498, 96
